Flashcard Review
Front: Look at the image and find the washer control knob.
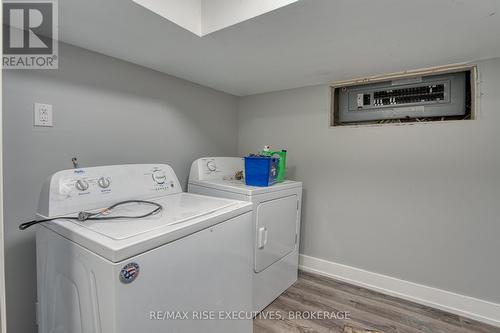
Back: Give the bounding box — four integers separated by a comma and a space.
152, 170, 167, 184
97, 177, 110, 189
75, 179, 89, 191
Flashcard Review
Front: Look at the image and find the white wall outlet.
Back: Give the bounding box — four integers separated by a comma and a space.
34, 103, 53, 127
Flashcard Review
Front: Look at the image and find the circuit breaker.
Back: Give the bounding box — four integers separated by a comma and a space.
337, 72, 467, 123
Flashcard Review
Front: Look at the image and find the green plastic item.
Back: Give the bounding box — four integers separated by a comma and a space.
260, 146, 287, 182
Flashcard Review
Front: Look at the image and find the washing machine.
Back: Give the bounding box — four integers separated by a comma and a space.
35, 164, 253, 333
188, 157, 302, 312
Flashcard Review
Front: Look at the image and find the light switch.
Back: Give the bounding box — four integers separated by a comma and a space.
34, 103, 53, 127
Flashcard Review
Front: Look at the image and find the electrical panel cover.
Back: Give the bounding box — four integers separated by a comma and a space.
337, 72, 466, 123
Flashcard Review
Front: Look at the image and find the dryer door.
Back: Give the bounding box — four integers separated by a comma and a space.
255, 194, 298, 273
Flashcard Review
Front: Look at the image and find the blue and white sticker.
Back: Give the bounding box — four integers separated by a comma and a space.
120, 262, 140, 284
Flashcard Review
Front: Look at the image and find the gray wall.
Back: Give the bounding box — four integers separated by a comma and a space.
238, 58, 500, 304
2, 43, 238, 333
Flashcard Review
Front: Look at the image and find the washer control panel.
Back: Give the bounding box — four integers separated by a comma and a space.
39, 164, 182, 217
64, 171, 114, 195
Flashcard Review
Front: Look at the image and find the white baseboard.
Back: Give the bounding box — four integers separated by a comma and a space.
299, 254, 500, 328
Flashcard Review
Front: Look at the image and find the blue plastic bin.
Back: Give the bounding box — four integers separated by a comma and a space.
244, 156, 279, 187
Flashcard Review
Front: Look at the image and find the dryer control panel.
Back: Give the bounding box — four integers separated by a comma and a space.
37, 164, 182, 217
189, 157, 244, 181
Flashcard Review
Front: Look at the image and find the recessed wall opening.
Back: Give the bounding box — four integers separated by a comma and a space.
331, 65, 477, 126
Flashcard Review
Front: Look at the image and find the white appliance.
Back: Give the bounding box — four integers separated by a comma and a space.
188, 157, 302, 313
35, 164, 254, 333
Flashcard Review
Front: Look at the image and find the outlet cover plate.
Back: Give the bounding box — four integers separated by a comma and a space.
34, 103, 53, 127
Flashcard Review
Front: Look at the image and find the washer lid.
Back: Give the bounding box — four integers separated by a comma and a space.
189, 179, 302, 196
39, 193, 253, 262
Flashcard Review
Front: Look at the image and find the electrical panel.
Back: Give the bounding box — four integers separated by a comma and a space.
337, 72, 467, 123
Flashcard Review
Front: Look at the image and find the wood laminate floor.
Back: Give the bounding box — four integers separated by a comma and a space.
254, 271, 500, 333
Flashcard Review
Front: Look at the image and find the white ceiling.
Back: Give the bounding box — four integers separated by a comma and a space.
59, 0, 500, 96
131, 0, 298, 36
